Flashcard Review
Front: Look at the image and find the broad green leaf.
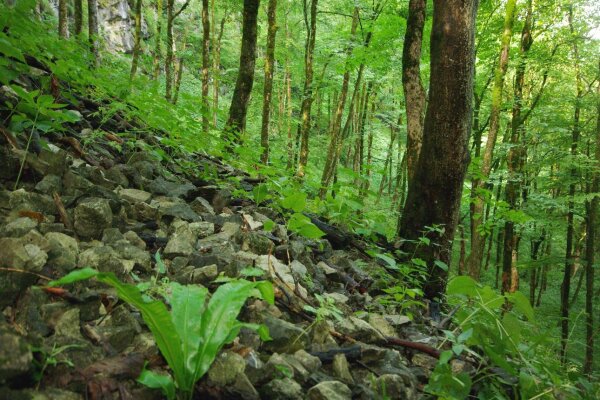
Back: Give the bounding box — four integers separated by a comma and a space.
439, 350, 453, 364
457, 328, 473, 344
411, 258, 427, 268
155, 251, 167, 274
506, 291, 535, 321
446, 276, 479, 297
288, 213, 325, 239
374, 253, 398, 270
168, 282, 208, 390
434, 260, 448, 271
138, 368, 176, 400
281, 192, 307, 212
48, 267, 99, 286
95, 273, 186, 389
0, 35, 25, 62
252, 184, 269, 205
263, 219, 275, 232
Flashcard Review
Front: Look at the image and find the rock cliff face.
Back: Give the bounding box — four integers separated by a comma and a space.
98, 0, 136, 53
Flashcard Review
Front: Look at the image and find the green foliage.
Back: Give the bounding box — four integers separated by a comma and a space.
49, 268, 274, 400
303, 293, 344, 322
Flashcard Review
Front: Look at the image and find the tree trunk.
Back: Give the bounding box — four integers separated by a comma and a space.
296, 0, 319, 178
58, 0, 68, 38
561, 4, 582, 365
398, 0, 478, 300
88, 0, 100, 65
466, 0, 517, 280
403, 0, 426, 182
172, 58, 184, 105
201, 0, 210, 133
502, 0, 531, 294
223, 0, 260, 146
319, 7, 359, 197
583, 58, 600, 375
130, 0, 143, 79
213, 13, 226, 126
165, 0, 174, 100
152, 0, 163, 80
74, 0, 83, 35
260, 0, 278, 164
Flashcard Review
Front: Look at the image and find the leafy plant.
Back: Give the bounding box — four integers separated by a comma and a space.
303, 293, 344, 322
32, 343, 84, 390
49, 268, 274, 400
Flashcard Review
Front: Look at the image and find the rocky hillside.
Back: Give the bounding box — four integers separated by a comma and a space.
0, 74, 460, 400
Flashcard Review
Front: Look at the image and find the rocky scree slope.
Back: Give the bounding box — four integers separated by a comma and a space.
0, 85, 461, 400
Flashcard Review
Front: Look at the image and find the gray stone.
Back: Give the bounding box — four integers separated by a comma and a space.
0, 217, 38, 237
369, 374, 418, 400
325, 292, 349, 305
238, 231, 274, 254
335, 316, 385, 343
78, 245, 132, 274
368, 313, 397, 337
293, 349, 322, 372
0, 322, 32, 383
262, 317, 309, 354
105, 166, 129, 187
62, 170, 94, 196
149, 176, 195, 198
0, 237, 48, 306
155, 200, 201, 222
164, 229, 196, 258
9, 189, 56, 214
19, 388, 84, 400
384, 314, 412, 327
35, 174, 62, 194
262, 378, 303, 400
101, 228, 125, 244
124, 230, 146, 249
332, 354, 354, 384
307, 381, 352, 400
290, 260, 308, 276
74, 198, 113, 239
208, 351, 246, 386
54, 308, 83, 339
190, 196, 215, 215
189, 221, 215, 238
45, 232, 79, 272
231, 373, 260, 400
118, 188, 152, 203
111, 241, 151, 272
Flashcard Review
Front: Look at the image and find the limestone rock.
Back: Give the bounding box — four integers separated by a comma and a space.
0, 322, 32, 384
307, 381, 352, 400
262, 377, 303, 400
74, 198, 113, 239
45, 232, 79, 272
262, 317, 309, 354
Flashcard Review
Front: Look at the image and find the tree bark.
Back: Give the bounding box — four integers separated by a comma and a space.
213, 13, 226, 126
130, 0, 143, 79
583, 58, 600, 375
58, 0, 68, 38
88, 0, 100, 66
466, 0, 517, 280
319, 7, 359, 197
398, 0, 478, 300
223, 0, 260, 147
403, 0, 426, 182
201, 0, 210, 133
165, 0, 174, 100
502, 0, 531, 294
152, 0, 163, 79
260, 0, 278, 164
74, 0, 83, 35
296, 0, 319, 178
561, 4, 582, 365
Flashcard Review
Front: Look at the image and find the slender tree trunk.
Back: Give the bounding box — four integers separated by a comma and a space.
398, 0, 478, 300
319, 7, 359, 197
296, 0, 319, 178
213, 14, 226, 126
260, 0, 278, 164
74, 0, 83, 35
152, 0, 163, 80
201, 0, 210, 133
130, 0, 143, 79
172, 58, 184, 104
165, 0, 174, 100
403, 0, 426, 182
58, 0, 68, 38
583, 58, 600, 375
466, 0, 517, 280
362, 95, 376, 195
561, 5, 583, 364
223, 0, 260, 146
88, 0, 99, 65
502, 0, 531, 294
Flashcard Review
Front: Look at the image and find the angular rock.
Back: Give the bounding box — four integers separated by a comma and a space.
9, 189, 56, 214
208, 351, 246, 386
262, 317, 310, 354
164, 229, 196, 258
149, 176, 195, 198
307, 381, 352, 400
0, 322, 32, 384
118, 188, 152, 203
74, 198, 113, 239
155, 200, 201, 222
35, 174, 62, 194
262, 377, 303, 400
332, 354, 354, 384
45, 232, 79, 272
293, 349, 322, 372
0, 217, 38, 237
369, 374, 418, 400
368, 314, 397, 337
335, 317, 385, 343
190, 196, 215, 215
78, 245, 132, 274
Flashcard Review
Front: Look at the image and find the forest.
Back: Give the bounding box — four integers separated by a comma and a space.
0, 0, 599, 398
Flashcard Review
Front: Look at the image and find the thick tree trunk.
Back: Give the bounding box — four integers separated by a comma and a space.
403, 0, 426, 182
502, 0, 532, 294
260, 0, 278, 164
296, 0, 319, 178
130, 0, 143, 79
561, 5, 582, 365
466, 0, 516, 280
223, 0, 260, 146
398, 0, 478, 300
88, 0, 100, 65
201, 0, 210, 133
58, 0, 68, 38
74, 0, 83, 35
